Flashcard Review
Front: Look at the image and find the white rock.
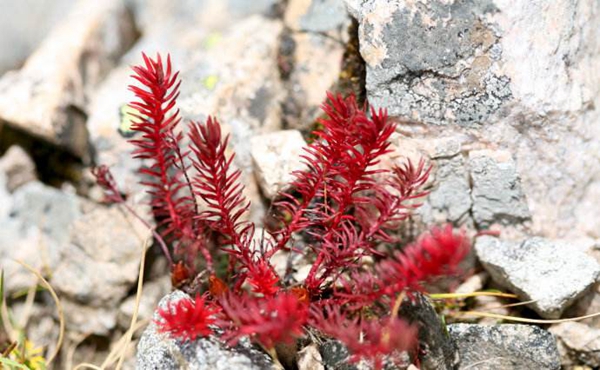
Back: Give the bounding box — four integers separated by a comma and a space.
475, 236, 600, 319
251, 130, 307, 198
0, 0, 137, 159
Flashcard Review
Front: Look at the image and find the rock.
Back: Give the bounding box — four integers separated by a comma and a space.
564, 283, 600, 328
0, 145, 36, 191
448, 324, 561, 370
251, 130, 306, 198
318, 340, 355, 369
455, 272, 489, 295
469, 150, 530, 227
298, 344, 324, 370
0, 177, 150, 334
0, 181, 80, 294
421, 154, 472, 224
117, 276, 171, 330
282, 0, 350, 130
89, 14, 285, 223
0, 0, 76, 74
348, 0, 600, 239
0, 171, 11, 219
0, 0, 138, 159
475, 236, 600, 319
285, 0, 349, 33
136, 291, 274, 369
398, 293, 459, 370
51, 203, 150, 308
349, 0, 510, 124
61, 300, 119, 336
318, 340, 409, 370
128, 0, 279, 35
177, 15, 284, 135
550, 322, 600, 368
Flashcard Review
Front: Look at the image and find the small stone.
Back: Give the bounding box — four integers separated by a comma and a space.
455, 272, 489, 295
469, 150, 530, 227
251, 130, 306, 198
0, 0, 138, 159
475, 236, 600, 319
282, 0, 349, 130
298, 344, 324, 370
448, 324, 561, 370
398, 293, 458, 369
136, 291, 274, 370
550, 322, 600, 368
117, 276, 171, 330
0, 145, 36, 192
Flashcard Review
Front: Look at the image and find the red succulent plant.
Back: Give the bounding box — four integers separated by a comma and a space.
157, 295, 220, 341
94, 53, 471, 368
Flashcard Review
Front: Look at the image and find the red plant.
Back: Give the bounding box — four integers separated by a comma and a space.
219, 292, 308, 349
157, 295, 220, 341
95, 53, 471, 368
312, 306, 418, 369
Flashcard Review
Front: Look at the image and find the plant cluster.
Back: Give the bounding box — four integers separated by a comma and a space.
94, 53, 470, 369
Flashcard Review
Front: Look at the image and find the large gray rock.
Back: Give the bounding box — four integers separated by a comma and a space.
475, 236, 600, 319
347, 0, 600, 240
0, 0, 138, 159
136, 291, 274, 370
347, 0, 510, 124
550, 322, 600, 368
469, 150, 530, 227
448, 324, 561, 370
